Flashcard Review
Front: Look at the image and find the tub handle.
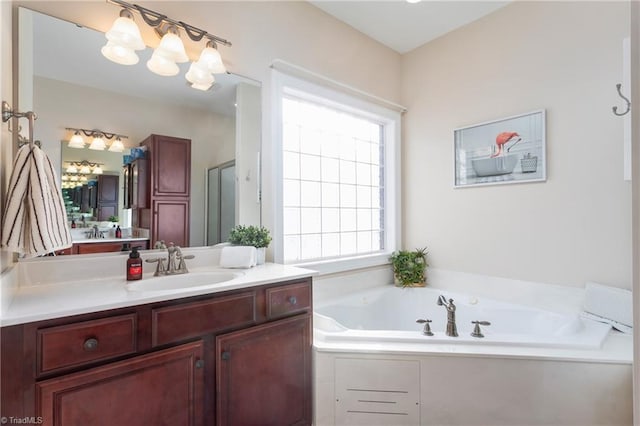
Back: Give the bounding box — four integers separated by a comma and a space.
416, 319, 434, 336
471, 320, 491, 338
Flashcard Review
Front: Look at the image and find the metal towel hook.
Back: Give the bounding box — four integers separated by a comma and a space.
2, 101, 39, 148
612, 83, 631, 116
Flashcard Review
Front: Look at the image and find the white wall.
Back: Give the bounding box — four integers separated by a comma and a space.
33, 77, 235, 246
401, 1, 631, 288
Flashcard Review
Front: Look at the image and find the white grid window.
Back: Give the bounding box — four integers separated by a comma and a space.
282, 96, 385, 263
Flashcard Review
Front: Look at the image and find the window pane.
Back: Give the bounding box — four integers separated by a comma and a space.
301, 234, 321, 259
281, 93, 387, 263
301, 207, 321, 234
283, 208, 300, 235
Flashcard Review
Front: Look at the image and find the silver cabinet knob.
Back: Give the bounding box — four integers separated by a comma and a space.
83, 337, 98, 351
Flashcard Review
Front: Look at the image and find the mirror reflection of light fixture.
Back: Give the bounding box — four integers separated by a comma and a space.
105, 0, 231, 89
65, 127, 128, 151
61, 174, 69, 181
70, 175, 79, 182
108, 137, 125, 153
68, 131, 85, 149
186, 60, 215, 91
101, 8, 145, 65
80, 176, 88, 182
66, 160, 105, 176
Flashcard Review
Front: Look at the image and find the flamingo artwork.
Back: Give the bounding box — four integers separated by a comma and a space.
490, 132, 521, 158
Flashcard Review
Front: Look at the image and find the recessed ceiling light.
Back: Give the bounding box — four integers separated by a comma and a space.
406, 0, 422, 3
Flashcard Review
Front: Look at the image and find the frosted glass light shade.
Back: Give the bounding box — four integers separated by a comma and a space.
93, 166, 104, 175
66, 165, 78, 174
185, 61, 214, 89
108, 137, 125, 152
70, 175, 79, 182
198, 44, 226, 74
89, 136, 106, 151
68, 132, 85, 149
155, 30, 188, 63
101, 41, 139, 66
80, 176, 88, 182
79, 165, 91, 174
105, 11, 145, 50
147, 51, 180, 76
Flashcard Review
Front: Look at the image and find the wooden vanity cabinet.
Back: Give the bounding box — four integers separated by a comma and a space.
0, 277, 313, 426
133, 134, 191, 247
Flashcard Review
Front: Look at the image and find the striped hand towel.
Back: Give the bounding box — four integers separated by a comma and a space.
1, 144, 72, 256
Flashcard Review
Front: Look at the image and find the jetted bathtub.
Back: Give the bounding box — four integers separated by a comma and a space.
314, 285, 612, 349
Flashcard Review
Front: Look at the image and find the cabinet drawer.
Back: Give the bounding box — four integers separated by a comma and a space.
37, 314, 137, 375
266, 281, 311, 319
152, 292, 256, 347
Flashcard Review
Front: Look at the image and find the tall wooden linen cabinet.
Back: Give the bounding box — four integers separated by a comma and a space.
132, 134, 191, 247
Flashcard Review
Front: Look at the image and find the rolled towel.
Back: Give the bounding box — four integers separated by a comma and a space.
582, 281, 632, 333
219, 246, 256, 269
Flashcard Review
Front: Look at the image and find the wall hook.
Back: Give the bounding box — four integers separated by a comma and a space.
612, 83, 631, 116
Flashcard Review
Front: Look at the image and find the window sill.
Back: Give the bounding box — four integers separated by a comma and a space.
291, 253, 391, 276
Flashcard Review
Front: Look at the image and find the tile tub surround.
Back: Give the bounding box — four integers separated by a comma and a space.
2, 247, 316, 326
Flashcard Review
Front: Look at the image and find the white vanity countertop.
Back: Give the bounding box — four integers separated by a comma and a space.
72, 237, 150, 244
1, 262, 317, 327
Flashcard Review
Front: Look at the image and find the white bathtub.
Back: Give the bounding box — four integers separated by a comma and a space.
314, 286, 612, 349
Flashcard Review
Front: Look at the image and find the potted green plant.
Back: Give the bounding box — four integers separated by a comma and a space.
228, 225, 272, 265
389, 248, 428, 287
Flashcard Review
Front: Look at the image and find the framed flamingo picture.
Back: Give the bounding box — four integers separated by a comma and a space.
454, 110, 546, 188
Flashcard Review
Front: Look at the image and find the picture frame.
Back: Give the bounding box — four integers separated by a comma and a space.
454, 110, 546, 188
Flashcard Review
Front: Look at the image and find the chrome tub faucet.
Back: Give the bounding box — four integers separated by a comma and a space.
437, 295, 458, 337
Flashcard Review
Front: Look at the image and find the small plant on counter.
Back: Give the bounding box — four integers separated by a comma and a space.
108, 215, 119, 223
228, 225, 272, 248
389, 247, 428, 287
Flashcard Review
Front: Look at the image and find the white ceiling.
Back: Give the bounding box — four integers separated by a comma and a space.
310, 1, 511, 53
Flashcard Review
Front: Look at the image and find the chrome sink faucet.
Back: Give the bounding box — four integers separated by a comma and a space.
437, 295, 458, 337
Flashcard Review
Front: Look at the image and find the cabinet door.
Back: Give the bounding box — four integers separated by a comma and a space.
131, 158, 148, 210
97, 175, 119, 204
152, 199, 190, 247
145, 135, 191, 198
216, 315, 312, 426
36, 340, 204, 426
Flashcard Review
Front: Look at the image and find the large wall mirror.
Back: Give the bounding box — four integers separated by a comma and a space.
18, 7, 262, 252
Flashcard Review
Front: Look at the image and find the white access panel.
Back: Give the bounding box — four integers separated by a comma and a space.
335, 357, 420, 426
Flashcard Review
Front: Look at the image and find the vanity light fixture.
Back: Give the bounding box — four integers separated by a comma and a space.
66, 161, 104, 176
105, 0, 232, 89
65, 127, 128, 152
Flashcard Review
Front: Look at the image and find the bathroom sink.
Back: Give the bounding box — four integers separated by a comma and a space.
126, 271, 240, 293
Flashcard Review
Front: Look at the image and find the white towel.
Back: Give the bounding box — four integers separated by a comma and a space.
582, 281, 632, 333
1, 144, 72, 256
219, 246, 256, 269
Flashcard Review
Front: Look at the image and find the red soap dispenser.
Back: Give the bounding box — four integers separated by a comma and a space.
127, 247, 143, 281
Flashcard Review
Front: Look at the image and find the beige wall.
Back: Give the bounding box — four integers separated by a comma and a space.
401, 1, 631, 288
33, 77, 235, 246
